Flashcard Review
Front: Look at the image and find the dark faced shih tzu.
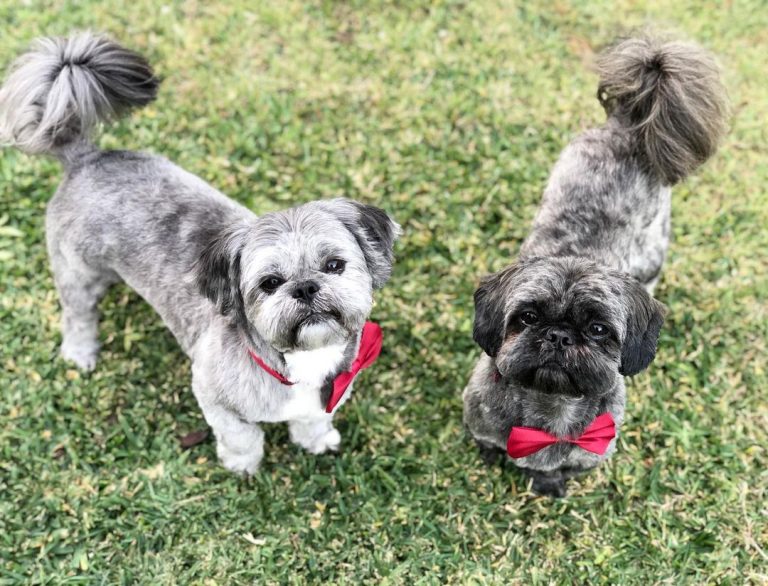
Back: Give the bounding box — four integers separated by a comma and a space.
463, 36, 728, 497
0, 33, 400, 475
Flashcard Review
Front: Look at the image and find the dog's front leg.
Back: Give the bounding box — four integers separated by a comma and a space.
201, 403, 265, 476
289, 416, 341, 455
525, 468, 568, 498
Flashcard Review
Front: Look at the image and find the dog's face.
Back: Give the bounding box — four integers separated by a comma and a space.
197, 199, 400, 352
473, 257, 665, 397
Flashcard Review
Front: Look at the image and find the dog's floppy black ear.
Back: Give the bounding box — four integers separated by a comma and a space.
195, 224, 250, 328
473, 270, 508, 358
332, 199, 401, 288
619, 278, 667, 376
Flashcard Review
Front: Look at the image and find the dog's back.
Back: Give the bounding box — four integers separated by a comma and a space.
522, 35, 729, 289
0, 33, 247, 361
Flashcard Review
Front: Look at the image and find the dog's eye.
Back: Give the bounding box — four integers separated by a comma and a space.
588, 323, 609, 337
520, 311, 539, 326
260, 276, 285, 293
323, 258, 346, 274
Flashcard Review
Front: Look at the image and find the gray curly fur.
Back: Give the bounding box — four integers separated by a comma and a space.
0, 32, 158, 160
595, 35, 729, 185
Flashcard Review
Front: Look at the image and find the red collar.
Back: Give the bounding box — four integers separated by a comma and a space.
506, 413, 616, 458
247, 350, 295, 386
247, 321, 383, 413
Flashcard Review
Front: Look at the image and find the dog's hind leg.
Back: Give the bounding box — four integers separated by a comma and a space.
48, 241, 117, 371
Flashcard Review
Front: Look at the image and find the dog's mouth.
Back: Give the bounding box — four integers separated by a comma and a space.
296, 309, 343, 329
514, 362, 581, 396
284, 309, 347, 350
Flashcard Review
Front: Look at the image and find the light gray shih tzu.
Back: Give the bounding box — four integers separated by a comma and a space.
463, 36, 728, 497
0, 33, 400, 474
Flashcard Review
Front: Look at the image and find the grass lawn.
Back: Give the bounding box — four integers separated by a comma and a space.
1, 0, 766, 583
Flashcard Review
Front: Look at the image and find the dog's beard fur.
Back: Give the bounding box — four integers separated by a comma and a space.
250, 300, 352, 352
475, 257, 665, 398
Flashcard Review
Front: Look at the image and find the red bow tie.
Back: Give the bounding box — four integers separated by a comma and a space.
247, 321, 383, 414
506, 413, 616, 459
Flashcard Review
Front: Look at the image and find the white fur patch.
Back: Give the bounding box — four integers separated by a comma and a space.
276, 342, 348, 420
295, 321, 346, 349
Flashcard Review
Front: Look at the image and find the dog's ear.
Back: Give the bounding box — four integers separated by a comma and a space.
473, 269, 509, 358
329, 199, 401, 289
619, 277, 667, 376
195, 224, 250, 328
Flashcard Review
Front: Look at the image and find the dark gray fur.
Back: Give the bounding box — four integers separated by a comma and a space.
595, 35, 728, 185
0, 33, 400, 475
464, 35, 727, 497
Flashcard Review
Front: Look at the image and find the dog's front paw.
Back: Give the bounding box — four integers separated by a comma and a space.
306, 427, 341, 455
216, 444, 262, 476
475, 439, 505, 466
60, 341, 99, 371
289, 419, 341, 455
532, 480, 568, 498
531, 475, 568, 498
309, 427, 341, 454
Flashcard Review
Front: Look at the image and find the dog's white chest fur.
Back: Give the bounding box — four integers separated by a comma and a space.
275, 343, 348, 421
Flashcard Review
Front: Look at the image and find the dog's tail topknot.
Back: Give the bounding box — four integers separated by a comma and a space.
595, 35, 728, 185
0, 32, 158, 161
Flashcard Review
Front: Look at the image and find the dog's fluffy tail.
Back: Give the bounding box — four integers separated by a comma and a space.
595, 35, 728, 185
0, 32, 158, 161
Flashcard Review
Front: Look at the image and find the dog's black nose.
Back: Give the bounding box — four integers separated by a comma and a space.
292, 280, 320, 303
546, 328, 574, 347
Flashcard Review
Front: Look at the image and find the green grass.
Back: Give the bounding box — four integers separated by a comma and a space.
1, 0, 766, 583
